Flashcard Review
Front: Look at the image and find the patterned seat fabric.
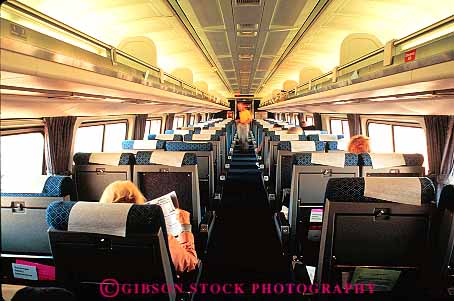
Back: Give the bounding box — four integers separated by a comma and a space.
73, 153, 135, 165
0, 176, 73, 197
46, 201, 167, 236
277, 141, 325, 151
359, 153, 425, 166
183, 134, 220, 141
122, 140, 165, 150
307, 134, 344, 141
147, 134, 183, 141
135, 151, 197, 165
325, 177, 435, 204
164, 130, 174, 134
165, 141, 212, 152
293, 153, 359, 166
270, 135, 307, 142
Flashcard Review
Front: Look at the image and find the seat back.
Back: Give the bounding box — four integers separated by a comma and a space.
166, 141, 215, 210
360, 153, 425, 177
266, 134, 307, 183
318, 177, 437, 294
122, 140, 165, 152
275, 141, 326, 203
184, 135, 221, 184
73, 153, 135, 201
134, 151, 201, 227
147, 134, 183, 141
288, 153, 359, 258
47, 201, 175, 300
1, 176, 73, 255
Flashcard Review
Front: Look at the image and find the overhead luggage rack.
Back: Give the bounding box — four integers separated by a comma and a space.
260, 15, 454, 109
0, 0, 229, 109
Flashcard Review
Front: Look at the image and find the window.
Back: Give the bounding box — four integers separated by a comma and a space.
74, 121, 127, 153
144, 118, 162, 138
189, 115, 195, 125
173, 116, 185, 130
306, 116, 314, 126
330, 118, 350, 140
367, 121, 429, 172
1, 131, 45, 178
294, 114, 300, 126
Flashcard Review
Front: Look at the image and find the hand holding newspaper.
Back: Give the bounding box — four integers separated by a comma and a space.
146, 191, 182, 237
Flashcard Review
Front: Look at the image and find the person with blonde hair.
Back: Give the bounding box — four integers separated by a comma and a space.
347, 135, 371, 154
236, 102, 253, 151
287, 127, 303, 135
100, 180, 198, 273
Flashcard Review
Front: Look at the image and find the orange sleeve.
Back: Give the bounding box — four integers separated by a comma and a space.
168, 234, 198, 274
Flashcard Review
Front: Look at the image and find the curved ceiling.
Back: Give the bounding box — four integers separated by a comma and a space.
9, 0, 454, 99
17, 0, 231, 97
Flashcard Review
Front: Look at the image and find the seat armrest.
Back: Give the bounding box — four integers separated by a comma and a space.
274, 212, 290, 254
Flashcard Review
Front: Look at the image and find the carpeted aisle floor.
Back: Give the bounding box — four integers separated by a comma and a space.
194, 132, 294, 301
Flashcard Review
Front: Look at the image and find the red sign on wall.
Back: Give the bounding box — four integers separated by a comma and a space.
404, 49, 416, 62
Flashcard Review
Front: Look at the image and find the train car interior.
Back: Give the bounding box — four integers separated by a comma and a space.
1, 0, 453, 300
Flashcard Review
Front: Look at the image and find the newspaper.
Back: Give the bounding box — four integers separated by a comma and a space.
146, 191, 182, 236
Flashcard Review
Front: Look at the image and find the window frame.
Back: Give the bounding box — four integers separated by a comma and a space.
173, 115, 185, 129
305, 115, 314, 125
329, 117, 349, 136
1, 126, 47, 175
144, 118, 163, 136
366, 119, 422, 153
77, 119, 129, 152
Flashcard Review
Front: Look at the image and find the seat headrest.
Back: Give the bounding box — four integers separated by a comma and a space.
359, 153, 424, 166
270, 135, 306, 142
135, 151, 197, 165
165, 141, 212, 151
46, 201, 166, 236
439, 184, 454, 210
307, 134, 343, 141
278, 141, 325, 151
293, 152, 359, 166
184, 134, 220, 141
42, 176, 74, 196
73, 153, 135, 165
325, 177, 435, 204
147, 134, 183, 141
122, 140, 166, 150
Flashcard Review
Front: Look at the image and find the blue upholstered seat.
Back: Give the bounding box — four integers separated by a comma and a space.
358, 153, 425, 166
270, 135, 307, 141
277, 141, 325, 151
307, 134, 343, 141
0, 175, 73, 198
73, 152, 135, 165
292, 152, 359, 166
325, 177, 435, 204
165, 141, 212, 152
46, 201, 167, 236
135, 151, 197, 165
122, 140, 166, 150
147, 134, 183, 141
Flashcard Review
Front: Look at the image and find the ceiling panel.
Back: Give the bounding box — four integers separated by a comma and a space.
257, 57, 274, 71
205, 31, 230, 56
262, 31, 289, 56
189, 0, 224, 28
218, 57, 235, 71
271, 0, 307, 27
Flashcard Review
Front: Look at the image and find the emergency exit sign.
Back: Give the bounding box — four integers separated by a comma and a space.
404, 49, 416, 62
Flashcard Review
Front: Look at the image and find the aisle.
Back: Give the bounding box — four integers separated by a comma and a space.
194, 132, 293, 300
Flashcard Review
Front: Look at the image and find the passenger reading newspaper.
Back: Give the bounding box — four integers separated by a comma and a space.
146, 191, 183, 237
99, 181, 198, 273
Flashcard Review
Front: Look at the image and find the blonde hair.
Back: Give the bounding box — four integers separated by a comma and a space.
347, 135, 371, 154
99, 180, 146, 204
287, 127, 303, 135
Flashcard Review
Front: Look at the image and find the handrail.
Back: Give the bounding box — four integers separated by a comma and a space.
260, 15, 454, 107
394, 15, 454, 46
3, 0, 227, 105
